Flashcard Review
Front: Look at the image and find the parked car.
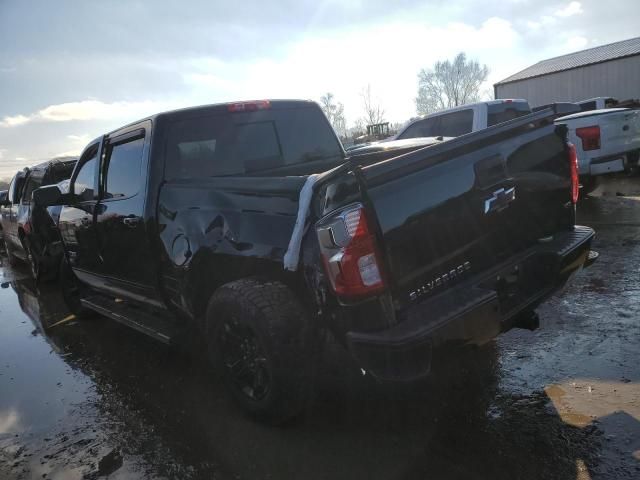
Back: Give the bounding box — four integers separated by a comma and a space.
555, 108, 640, 194
35, 99, 596, 422
393, 99, 531, 140
0, 190, 7, 246
0, 158, 77, 278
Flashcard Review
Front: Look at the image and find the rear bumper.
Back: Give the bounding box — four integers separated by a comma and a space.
346, 225, 596, 381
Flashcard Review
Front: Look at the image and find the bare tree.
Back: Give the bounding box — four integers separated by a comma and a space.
415, 53, 489, 115
361, 84, 385, 125
319, 92, 347, 138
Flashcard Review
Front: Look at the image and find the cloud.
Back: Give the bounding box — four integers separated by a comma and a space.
0, 99, 181, 128
565, 36, 588, 50
0, 114, 29, 127
555, 1, 583, 17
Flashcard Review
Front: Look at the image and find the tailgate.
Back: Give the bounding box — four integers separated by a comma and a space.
359, 108, 577, 307
598, 109, 640, 154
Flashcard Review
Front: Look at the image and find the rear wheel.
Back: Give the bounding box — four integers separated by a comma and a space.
579, 176, 599, 197
206, 278, 318, 423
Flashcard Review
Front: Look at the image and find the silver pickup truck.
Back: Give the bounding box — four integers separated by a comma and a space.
555, 107, 640, 193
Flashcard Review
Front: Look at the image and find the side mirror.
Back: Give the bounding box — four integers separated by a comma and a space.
33, 185, 65, 207
0, 190, 9, 207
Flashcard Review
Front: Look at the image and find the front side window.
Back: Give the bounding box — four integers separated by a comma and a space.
103, 136, 144, 199
7, 177, 16, 204
397, 116, 440, 139
73, 155, 98, 201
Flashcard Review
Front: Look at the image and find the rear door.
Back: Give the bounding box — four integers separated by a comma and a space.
93, 122, 157, 301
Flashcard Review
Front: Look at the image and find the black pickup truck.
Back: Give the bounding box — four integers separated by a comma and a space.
1, 158, 77, 278
35, 99, 596, 421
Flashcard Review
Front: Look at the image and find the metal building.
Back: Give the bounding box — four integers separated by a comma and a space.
494, 37, 640, 107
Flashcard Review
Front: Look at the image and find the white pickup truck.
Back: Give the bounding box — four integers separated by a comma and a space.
393, 99, 531, 140
555, 107, 640, 193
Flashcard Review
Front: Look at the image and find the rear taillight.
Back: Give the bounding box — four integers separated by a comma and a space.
575, 125, 600, 151
316, 204, 386, 300
568, 142, 579, 204
227, 100, 271, 112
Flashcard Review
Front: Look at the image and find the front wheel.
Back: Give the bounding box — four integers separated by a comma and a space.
59, 256, 92, 318
206, 278, 318, 423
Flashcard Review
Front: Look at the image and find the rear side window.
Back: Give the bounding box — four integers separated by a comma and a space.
21, 177, 42, 203
398, 109, 473, 139
579, 101, 597, 112
165, 106, 342, 179
487, 102, 530, 126
49, 163, 77, 184
438, 110, 474, 136
104, 136, 144, 199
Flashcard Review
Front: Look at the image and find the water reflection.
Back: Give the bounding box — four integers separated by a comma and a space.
0, 269, 606, 479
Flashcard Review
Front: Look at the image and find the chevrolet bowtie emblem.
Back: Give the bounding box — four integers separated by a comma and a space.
484, 187, 516, 214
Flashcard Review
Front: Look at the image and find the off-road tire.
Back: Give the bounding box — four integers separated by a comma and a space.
579, 176, 599, 198
59, 255, 92, 318
206, 278, 317, 423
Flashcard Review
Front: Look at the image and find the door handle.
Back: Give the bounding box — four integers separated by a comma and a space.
122, 217, 141, 227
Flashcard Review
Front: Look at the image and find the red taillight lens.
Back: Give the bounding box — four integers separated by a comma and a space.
317, 205, 386, 300
575, 125, 600, 151
568, 142, 579, 204
227, 100, 271, 112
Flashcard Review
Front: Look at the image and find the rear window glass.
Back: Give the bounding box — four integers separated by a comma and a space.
165, 106, 342, 179
487, 102, 530, 126
398, 109, 473, 139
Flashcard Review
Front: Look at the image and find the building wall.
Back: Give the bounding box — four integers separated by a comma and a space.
495, 55, 640, 106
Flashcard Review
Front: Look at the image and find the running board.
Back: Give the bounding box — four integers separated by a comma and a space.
80, 295, 180, 345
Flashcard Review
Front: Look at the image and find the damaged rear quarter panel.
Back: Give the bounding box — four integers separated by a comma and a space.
157, 176, 307, 317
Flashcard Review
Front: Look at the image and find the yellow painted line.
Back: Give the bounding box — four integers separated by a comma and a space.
47, 314, 77, 329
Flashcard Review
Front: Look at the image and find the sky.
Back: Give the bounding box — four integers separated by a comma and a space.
1, 0, 639, 179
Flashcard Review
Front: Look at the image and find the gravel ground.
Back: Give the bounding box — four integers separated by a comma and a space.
0, 176, 638, 479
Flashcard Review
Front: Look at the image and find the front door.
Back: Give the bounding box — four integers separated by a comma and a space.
58, 143, 102, 283
94, 124, 157, 302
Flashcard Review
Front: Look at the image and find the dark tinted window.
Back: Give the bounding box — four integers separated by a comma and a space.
21, 177, 42, 203
397, 116, 439, 139
438, 110, 474, 136
165, 106, 342, 179
487, 102, 531, 126
104, 137, 144, 199
73, 156, 97, 201
49, 162, 77, 184
579, 101, 597, 112
398, 109, 473, 139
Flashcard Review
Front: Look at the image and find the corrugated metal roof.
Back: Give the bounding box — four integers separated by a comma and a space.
496, 36, 640, 85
